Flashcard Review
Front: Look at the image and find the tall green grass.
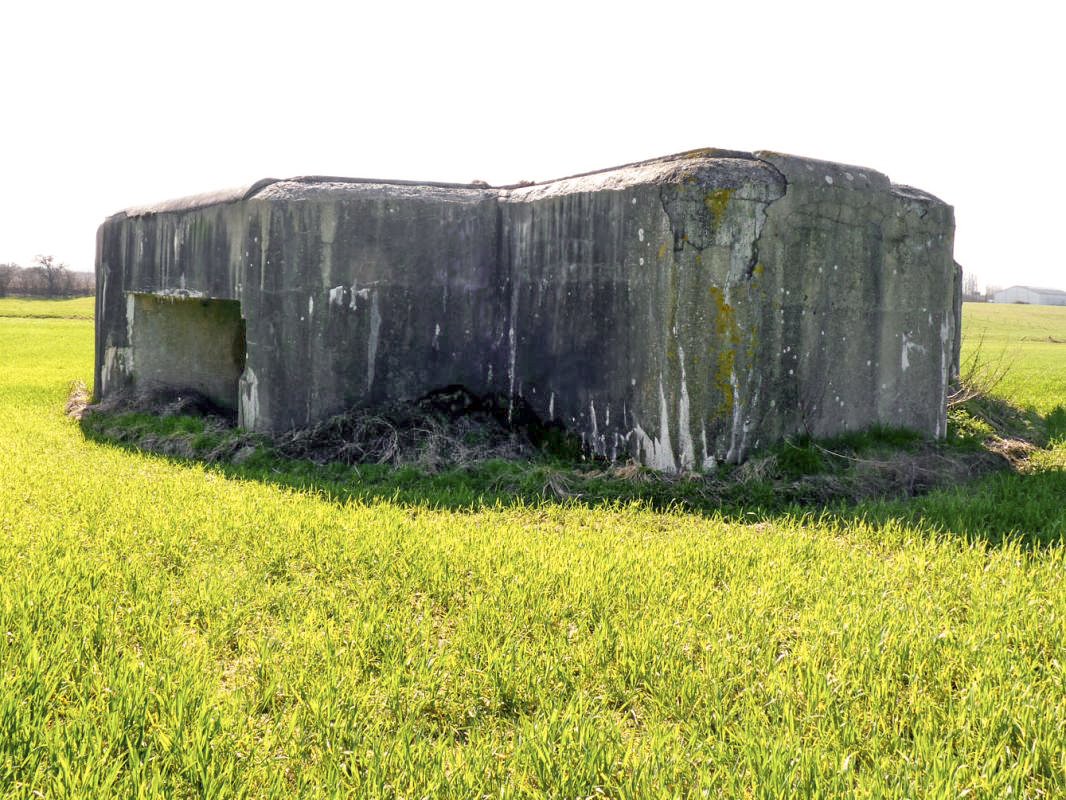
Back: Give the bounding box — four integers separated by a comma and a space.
2, 298, 1065, 797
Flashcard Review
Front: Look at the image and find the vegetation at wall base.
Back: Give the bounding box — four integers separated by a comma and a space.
78, 399, 1033, 518
77, 357, 1059, 520
3, 297, 1066, 798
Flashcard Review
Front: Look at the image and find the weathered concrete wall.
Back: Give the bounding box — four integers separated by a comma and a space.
95, 148, 959, 469
500, 155, 787, 468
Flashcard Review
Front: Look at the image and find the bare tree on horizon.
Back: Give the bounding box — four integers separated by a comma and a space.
32, 254, 70, 297
0, 263, 18, 297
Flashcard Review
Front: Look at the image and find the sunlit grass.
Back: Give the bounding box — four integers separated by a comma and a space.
2, 298, 1065, 797
962, 302, 1066, 414
0, 295, 94, 320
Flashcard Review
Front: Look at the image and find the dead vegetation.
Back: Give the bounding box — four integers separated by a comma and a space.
493, 441, 1014, 506
65, 380, 90, 419
79, 386, 537, 471
947, 332, 1014, 408
271, 391, 533, 470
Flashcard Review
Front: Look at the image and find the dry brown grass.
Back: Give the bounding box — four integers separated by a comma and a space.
272, 401, 532, 472
81, 387, 534, 472
64, 380, 90, 419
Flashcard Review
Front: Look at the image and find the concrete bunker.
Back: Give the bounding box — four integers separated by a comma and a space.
94, 148, 961, 471
127, 294, 246, 412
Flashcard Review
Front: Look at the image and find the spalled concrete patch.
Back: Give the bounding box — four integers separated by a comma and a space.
94, 149, 960, 471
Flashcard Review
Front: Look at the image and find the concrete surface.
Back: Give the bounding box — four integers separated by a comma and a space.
128, 295, 244, 411
95, 148, 960, 470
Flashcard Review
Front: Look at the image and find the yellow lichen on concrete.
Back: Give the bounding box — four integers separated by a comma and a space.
709, 287, 735, 337
709, 286, 741, 412
704, 189, 735, 233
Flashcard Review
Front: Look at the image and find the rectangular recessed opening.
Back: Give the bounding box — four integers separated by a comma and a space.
129, 293, 245, 412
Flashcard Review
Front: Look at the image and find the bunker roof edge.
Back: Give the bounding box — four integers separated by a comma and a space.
109, 147, 949, 221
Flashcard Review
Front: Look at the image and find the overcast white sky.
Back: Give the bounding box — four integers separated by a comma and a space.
1, 0, 1061, 292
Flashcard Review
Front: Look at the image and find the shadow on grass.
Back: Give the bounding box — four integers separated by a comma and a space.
77, 398, 1066, 549
1047, 405, 1066, 444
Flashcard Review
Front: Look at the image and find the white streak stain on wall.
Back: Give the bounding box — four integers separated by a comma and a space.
937, 315, 951, 438
111, 294, 137, 389
631, 376, 678, 473
101, 346, 133, 396
589, 399, 599, 455
319, 204, 338, 288
239, 367, 259, 429
367, 291, 381, 391
726, 368, 743, 464
701, 425, 717, 471
507, 321, 517, 415
125, 293, 136, 342
258, 207, 270, 292
677, 344, 694, 471
901, 332, 926, 371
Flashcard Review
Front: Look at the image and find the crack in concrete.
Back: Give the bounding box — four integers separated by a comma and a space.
658, 184, 704, 253
749, 157, 790, 280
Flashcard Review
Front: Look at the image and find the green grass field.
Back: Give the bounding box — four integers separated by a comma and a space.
962, 302, 1066, 414
0, 297, 95, 321
2, 297, 1065, 798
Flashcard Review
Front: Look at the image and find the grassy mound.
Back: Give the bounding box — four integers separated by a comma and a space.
77, 378, 1048, 516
